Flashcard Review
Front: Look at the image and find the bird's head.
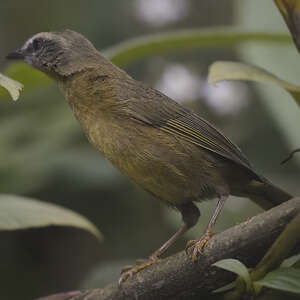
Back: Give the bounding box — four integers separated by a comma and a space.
6, 29, 100, 78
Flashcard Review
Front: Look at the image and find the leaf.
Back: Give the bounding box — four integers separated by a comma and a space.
212, 282, 235, 294
104, 29, 291, 67
0, 62, 53, 100
208, 61, 300, 107
0, 194, 102, 240
0, 73, 23, 101
281, 254, 300, 268
274, 0, 300, 52
255, 267, 300, 294
212, 259, 252, 291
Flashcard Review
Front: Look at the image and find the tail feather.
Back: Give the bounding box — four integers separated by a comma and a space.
246, 179, 292, 210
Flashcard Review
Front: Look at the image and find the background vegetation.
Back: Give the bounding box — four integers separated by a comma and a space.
0, 1, 299, 299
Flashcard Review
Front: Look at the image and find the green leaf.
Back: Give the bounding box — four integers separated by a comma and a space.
0, 194, 102, 240
255, 267, 300, 294
0, 62, 53, 100
282, 254, 300, 268
2, 62, 52, 95
0, 73, 23, 101
208, 61, 300, 107
104, 28, 291, 67
212, 259, 252, 291
212, 282, 235, 294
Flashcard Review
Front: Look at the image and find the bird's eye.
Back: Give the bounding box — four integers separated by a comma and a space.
32, 38, 43, 52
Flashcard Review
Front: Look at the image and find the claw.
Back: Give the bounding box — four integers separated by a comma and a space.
119, 256, 160, 284
119, 269, 134, 284
120, 265, 134, 274
185, 239, 196, 254
186, 232, 213, 261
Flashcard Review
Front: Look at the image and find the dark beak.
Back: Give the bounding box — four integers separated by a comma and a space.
6, 49, 25, 60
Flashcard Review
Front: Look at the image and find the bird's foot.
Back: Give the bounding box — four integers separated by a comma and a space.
185, 231, 213, 261
119, 255, 160, 284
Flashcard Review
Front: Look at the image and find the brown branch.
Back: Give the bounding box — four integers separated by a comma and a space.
37, 197, 300, 300
252, 210, 300, 280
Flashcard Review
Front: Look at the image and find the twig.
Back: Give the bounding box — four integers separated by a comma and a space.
281, 148, 300, 164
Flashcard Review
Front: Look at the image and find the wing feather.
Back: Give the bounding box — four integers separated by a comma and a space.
124, 80, 254, 172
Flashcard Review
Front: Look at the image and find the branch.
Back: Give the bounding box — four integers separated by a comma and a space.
37, 197, 300, 300
252, 209, 300, 280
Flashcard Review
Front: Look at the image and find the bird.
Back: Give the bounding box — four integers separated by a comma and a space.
6, 29, 292, 283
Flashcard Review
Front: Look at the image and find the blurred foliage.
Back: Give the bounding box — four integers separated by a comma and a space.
274, 0, 300, 52
208, 61, 300, 106
0, 0, 300, 300
236, 0, 300, 167
0, 73, 23, 100
0, 62, 52, 98
0, 194, 102, 239
104, 29, 291, 67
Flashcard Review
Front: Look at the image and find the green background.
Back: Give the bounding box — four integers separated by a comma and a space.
0, 1, 299, 299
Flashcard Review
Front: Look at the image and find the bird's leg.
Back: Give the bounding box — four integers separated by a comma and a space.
186, 194, 227, 261
119, 225, 188, 284
119, 202, 200, 284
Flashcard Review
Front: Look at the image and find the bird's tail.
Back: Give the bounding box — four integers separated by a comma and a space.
244, 179, 292, 210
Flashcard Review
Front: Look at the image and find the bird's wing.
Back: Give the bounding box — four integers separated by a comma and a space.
126, 82, 254, 172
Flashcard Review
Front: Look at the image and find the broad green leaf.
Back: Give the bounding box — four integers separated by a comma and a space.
0, 194, 102, 240
274, 0, 300, 52
104, 29, 291, 67
212, 259, 251, 291
208, 61, 300, 106
0, 73, 23, 101
255, 267, 300, 294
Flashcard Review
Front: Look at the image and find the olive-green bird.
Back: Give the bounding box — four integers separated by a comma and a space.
7, 30, 292, 282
